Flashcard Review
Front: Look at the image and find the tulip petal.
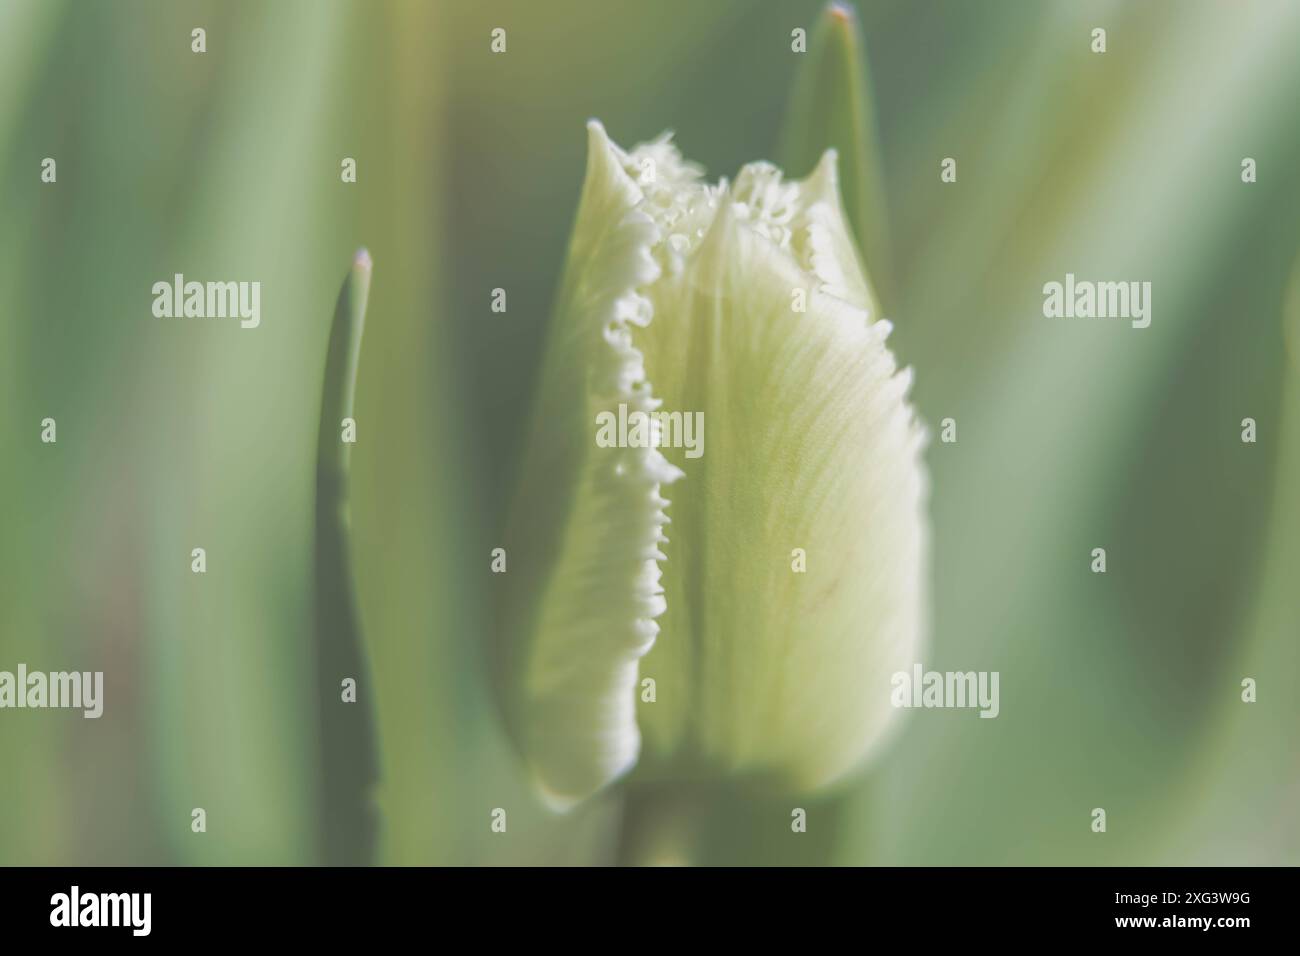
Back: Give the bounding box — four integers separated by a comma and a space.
497, 122, 685, 805
632, 164, 927, 792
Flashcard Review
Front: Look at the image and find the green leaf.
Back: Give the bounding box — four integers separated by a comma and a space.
314, 249, 380, 864
778, 1, 891, 313
1157, 255, 1300, 863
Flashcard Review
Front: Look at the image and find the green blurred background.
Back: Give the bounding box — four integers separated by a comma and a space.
1, 0, 1297, 865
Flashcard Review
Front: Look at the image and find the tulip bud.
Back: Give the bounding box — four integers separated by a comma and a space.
496, 122, 928, 807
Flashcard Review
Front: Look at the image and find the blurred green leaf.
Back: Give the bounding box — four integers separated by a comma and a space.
778, 1, 891, 313
1154, 252, 1300, 863
314, 250, 379, 865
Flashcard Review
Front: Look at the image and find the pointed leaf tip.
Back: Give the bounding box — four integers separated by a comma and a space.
313, 252, 379, 864
828, 1, 854, 24
778, 0, 892, 312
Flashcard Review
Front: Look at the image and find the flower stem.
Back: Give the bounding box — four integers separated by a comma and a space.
615, 783, 709, 866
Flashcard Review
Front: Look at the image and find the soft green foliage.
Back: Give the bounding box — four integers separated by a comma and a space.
1, 0, 1298, 866
779, 2, 891, 311
313, 250, 378, 864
